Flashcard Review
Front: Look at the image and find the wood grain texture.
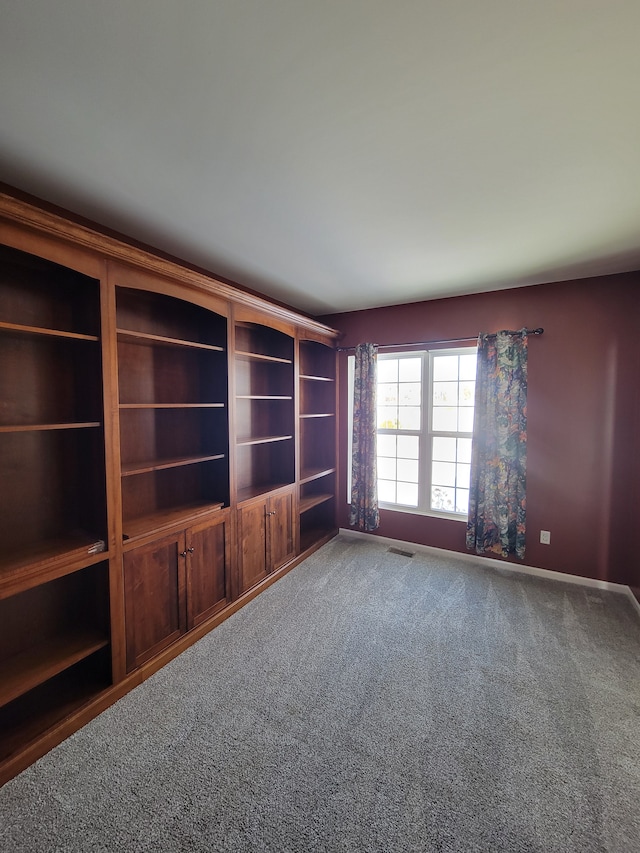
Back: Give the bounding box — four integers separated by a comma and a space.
237, 499, 269, 593
0, 187, 338, 786
123, 533, 186, 671
186, 514, 230, 629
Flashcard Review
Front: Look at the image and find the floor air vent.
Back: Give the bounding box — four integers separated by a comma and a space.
387, 547, 415, 558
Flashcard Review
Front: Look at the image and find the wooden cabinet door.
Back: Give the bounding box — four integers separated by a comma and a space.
268, 489, 295, 571
237, 499, 268, 594
186, 514, 230, 629
123, 533, 187, 671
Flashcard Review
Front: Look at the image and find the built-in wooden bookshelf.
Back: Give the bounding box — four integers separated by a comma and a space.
116, 286, 229, 541
0, 561, 111, 763
0, 187, 338, 786
234, 320, 295, 503
0, 245, 107, 579
298, 339, 337, 552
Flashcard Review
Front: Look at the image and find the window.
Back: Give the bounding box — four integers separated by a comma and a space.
427, 349, 477, 515
348, 347, 477, 519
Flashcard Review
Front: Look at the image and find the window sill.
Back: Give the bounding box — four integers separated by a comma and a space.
378, 503, 468, 523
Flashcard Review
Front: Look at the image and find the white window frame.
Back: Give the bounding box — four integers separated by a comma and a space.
347, 346, 476, 521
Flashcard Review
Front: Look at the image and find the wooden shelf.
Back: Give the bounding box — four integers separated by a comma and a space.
300, 412, 335, 419
235, 350, 292, 365
236, 434, 293, 447
0, 631, 109, 709
117, 288, 229, 538
0, 667, 110, 765
122, 502, 224, 543
0, 321, 99, 342
300, 466, 336, 485
299, 526, 336, 554
300, 374, 335, 382
121, 453, 225, 477
299, 339, 336, 528
299, 492, 334, 513
234, 323, 294, 501
299, 337, 336, 558
117, 328, 224, 352
0, 535, 107, 598
236, 395, 293, 400
237, 482, 294, 505
0, 421, 101, 433
119, 403, 224, 410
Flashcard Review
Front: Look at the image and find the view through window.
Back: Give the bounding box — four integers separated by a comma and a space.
362, 348, 476, 517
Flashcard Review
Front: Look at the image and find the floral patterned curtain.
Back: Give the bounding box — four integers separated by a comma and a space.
350, 343, 380, 531
466, 330, 528, 559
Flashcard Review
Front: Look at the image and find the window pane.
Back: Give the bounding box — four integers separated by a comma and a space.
458, 381, 475, 406
433, 355, 458, 381
398, 358, 422, 381
378, 457, 396, 480
378, 406, 398, 429
432, 485, 455, 512
377, 434, 397, 456
397, 481, 419, 506
399, 382, 421, 405
397, 406, 421, 430
433, 381, 458, 406
397, 458, 419, 482
378, 479, 396, 503
378, 359, 398, 382
457, 437, 472, 464
458, 382, 476, 406
432, 436, 456, 462
455, 488, 470, 514
456, 463, 471, 489
397, 434, 419, 458
458, 407, 475, 433
432, 406, 458, 431
372, 348, 474, 514
378, 383, 398, 405
432, 460, 456, 487
459, 354, 477, 380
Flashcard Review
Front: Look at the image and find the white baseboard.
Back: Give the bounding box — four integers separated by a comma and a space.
338, 528, 640, 619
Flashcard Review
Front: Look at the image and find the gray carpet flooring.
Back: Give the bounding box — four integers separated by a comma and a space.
1, 535, 639, 852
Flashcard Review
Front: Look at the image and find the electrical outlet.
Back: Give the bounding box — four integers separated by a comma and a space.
540, 530, 551, 545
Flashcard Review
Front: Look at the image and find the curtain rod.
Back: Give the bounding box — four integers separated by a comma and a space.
337, 327, 544, 352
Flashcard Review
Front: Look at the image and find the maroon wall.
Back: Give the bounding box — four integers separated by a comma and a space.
321, 274, 640, 589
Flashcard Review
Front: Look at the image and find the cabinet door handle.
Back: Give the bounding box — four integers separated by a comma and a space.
187, 547, 195, 553
180, 550, 187, 558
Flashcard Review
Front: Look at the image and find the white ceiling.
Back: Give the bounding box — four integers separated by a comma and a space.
1, 1, 640, 316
